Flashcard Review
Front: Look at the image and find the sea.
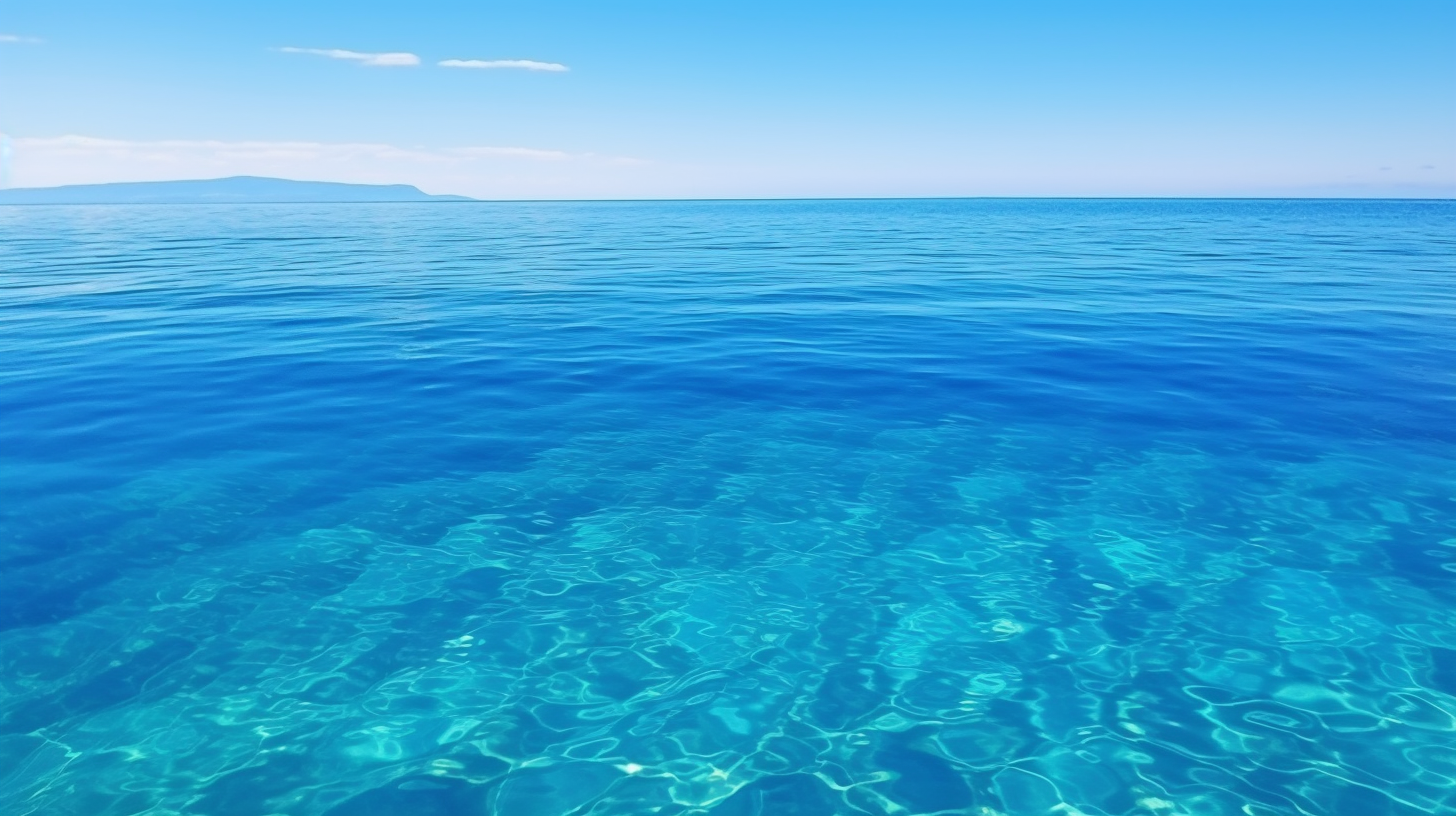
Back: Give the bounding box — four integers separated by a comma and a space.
1, 199, 1453, 816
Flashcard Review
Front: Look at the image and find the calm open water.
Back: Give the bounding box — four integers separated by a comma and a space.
1, 200, 1454, 816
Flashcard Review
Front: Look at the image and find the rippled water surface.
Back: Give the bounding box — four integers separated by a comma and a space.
2, 200, 1454, 816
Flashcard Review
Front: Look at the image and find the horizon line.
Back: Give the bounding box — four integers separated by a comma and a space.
2, 195, 1453, 205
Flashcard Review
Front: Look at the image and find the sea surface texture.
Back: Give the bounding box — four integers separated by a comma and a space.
1, 200, 1453, 816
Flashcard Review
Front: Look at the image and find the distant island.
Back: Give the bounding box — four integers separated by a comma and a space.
0, 176, 474, 204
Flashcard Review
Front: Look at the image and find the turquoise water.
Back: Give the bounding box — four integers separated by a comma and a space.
1, 200, 1453, 816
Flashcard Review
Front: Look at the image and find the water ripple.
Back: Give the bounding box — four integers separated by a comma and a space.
1, 200, 1453, 815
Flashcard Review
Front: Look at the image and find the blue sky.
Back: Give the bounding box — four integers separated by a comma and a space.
1, 1, 1453, 198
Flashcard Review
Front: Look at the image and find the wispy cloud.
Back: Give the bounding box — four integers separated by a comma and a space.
21, 136, 442, 163
439, 59, 568, 72
15, 136, 633, 166
0, 34, 42, 43
449, 146, 572, 161
278, 47, 419, 67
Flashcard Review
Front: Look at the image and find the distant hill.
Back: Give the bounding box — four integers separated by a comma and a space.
0, 176, 474, 204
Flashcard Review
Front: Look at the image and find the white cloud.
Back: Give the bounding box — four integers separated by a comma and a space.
0, 34, 42, 43
14, 136, 589, 166
439, 59, 568, 72
449, 146, 572, 161
278, 47, 419, 67
19, 136, 444, 164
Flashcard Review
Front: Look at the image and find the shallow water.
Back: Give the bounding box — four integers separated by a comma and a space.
1, 200, 1453, 816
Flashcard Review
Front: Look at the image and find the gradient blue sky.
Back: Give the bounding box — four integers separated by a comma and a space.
2, 1, 1453, 198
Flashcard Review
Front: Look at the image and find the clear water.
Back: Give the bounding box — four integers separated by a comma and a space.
1, 200, 1453, 816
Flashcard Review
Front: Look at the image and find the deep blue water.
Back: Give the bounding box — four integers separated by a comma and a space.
1, 200, 1453, 816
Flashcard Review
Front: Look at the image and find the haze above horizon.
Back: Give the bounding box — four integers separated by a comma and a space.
1, 1, 1453, 200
